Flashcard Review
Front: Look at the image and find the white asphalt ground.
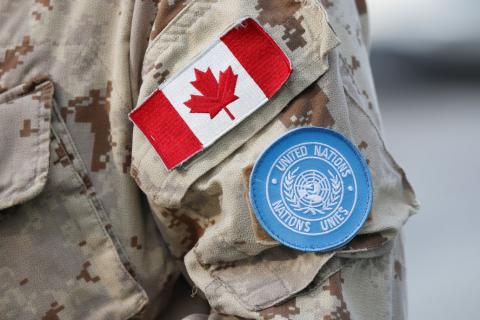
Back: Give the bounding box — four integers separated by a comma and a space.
369, 1, 480, 317
379, 81, 480, 319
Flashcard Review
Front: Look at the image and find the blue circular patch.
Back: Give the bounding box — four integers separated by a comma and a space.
249, 127, 373, 252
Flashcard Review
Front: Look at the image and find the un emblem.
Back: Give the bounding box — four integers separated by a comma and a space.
283, 167, 342, 216
249, 127, 372, 252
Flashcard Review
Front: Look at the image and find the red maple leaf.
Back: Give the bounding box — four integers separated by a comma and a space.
184, 66, 239, 120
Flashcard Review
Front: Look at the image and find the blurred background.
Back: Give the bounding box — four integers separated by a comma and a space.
368, 0, 480, 319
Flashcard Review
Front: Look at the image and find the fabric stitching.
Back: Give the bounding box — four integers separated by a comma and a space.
50, 105, 148, 308
0, 83, 52, 208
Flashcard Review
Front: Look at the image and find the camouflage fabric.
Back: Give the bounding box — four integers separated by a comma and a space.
0, 0, 418, 319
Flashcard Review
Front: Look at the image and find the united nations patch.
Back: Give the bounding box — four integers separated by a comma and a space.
249, 127, 373, 252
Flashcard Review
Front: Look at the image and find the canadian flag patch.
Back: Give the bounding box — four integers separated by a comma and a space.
130, 18, 291, 170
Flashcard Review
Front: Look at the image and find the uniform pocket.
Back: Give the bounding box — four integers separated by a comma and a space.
179, 49, 418, 317
0, 79, 148, 319
131, 0, 339, 208
0, 79, 53, 210
340, 90, 418, 240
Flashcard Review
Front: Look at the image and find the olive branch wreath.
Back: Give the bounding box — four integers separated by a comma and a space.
283, 167, 341, 215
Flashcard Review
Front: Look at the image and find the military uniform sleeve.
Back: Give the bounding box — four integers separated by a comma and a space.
132, 0, 419, 319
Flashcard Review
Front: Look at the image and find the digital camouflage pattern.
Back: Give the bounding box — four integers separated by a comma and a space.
0, 0, 418, 319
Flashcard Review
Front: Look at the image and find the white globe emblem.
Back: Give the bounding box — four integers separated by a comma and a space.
283, 167, 342, 215
296, 170, 330, 204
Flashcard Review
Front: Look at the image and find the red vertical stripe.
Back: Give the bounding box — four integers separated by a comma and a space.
221, 18, 291, 98
129, 90, 202, 170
